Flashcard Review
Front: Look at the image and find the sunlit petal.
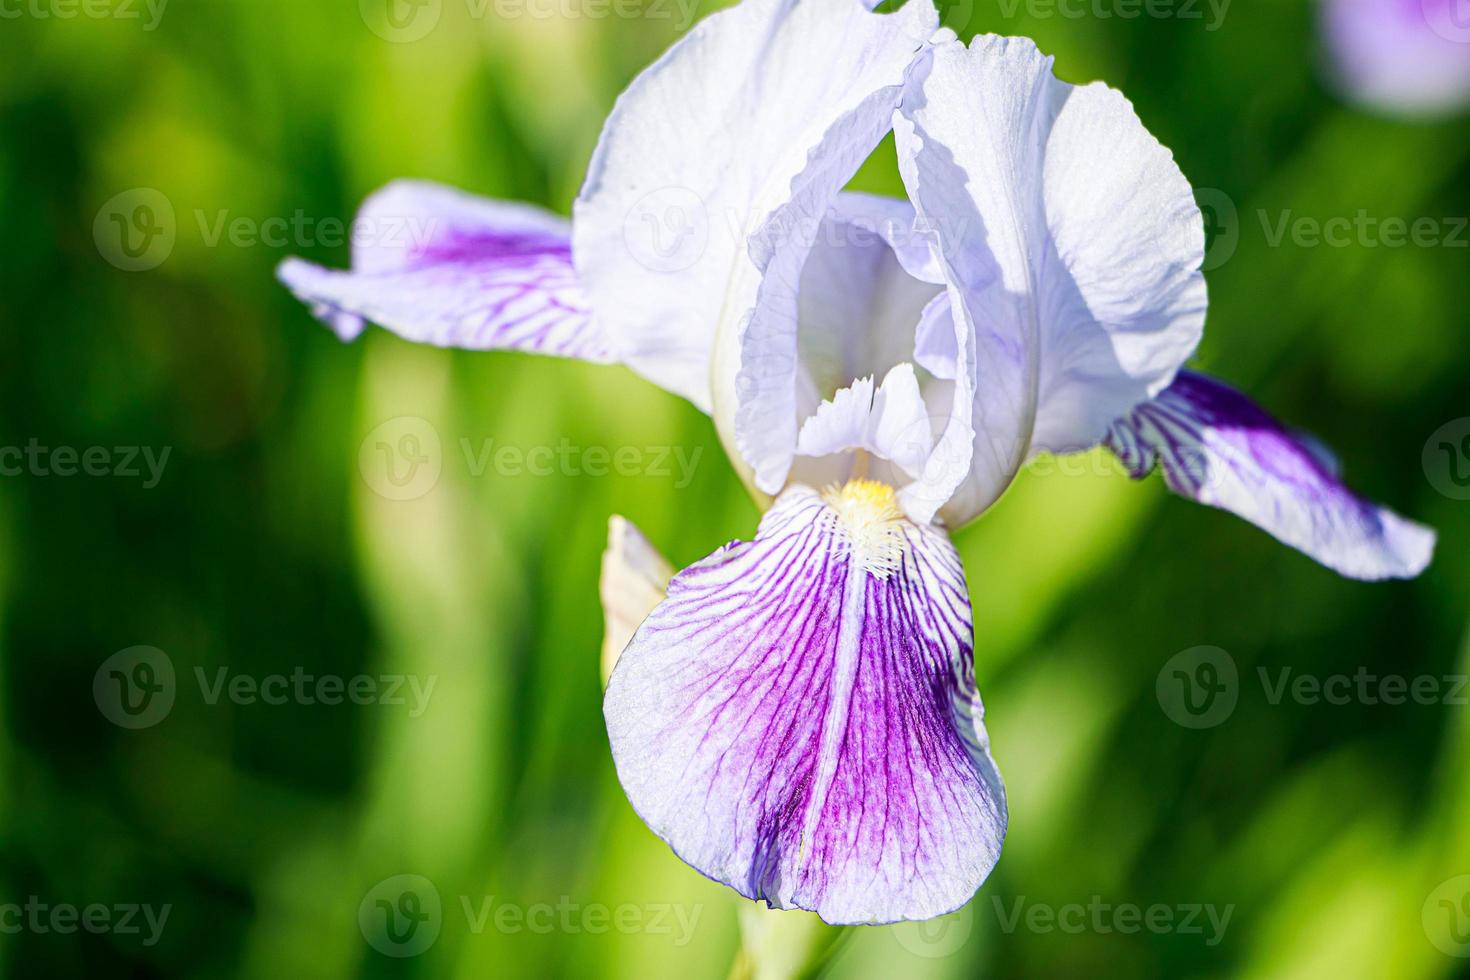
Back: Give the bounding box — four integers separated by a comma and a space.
1105, 371, 1435, 580
604, 484, 1006, 924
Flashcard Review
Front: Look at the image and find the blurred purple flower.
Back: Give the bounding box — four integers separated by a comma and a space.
1322, 0, 1470, 115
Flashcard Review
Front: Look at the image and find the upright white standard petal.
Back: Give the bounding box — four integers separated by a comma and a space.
896, 35, 1207, 526
574, 0, 939, 442
278, 181, 617, 362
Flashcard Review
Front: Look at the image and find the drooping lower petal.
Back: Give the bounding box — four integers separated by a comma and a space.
603, 483, 1006, 924
1105, 371, 1435, 580
278, 180, 618, 362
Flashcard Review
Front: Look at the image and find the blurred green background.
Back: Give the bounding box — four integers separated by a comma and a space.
2, 0, 1468, 976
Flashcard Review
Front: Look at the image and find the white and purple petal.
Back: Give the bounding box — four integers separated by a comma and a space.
278, 180, 617, 362
603, 484, 1006, 924
1105, 371, 1435, 580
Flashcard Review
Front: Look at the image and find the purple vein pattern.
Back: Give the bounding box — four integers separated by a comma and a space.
277, 180, 617, 362
1105, 370, 1433, 580
603, 486, 1006, 924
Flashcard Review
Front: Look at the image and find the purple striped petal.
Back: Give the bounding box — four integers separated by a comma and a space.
603, 483, 1006, 924
1105, 371, 1435, 580
278, 181, 617, 362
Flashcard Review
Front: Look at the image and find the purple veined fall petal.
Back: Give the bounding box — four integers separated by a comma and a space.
603, 482, 1006, 925
1104, 371, 1435, 581
277, 180, 619, 363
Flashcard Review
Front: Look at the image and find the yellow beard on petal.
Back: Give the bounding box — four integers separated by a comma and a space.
821, 478, 909, 579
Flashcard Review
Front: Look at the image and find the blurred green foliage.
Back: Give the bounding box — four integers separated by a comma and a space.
1, 0, 1467, 976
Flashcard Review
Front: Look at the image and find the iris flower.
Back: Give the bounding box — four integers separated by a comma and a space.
279, 0, 1435, 924
1321, 0, 1470, 116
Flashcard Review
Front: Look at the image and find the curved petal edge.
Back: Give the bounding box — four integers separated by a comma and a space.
1105, 371, 1435, 581
604, 484, 1006, 924
278, 180, 618, 363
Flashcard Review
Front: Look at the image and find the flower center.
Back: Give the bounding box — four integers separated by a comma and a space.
821, 478, 909, 579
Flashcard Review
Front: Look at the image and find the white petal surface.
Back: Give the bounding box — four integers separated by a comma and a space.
896, 35, 1206, 526
794, 194, 943, 410
574, 0, 937, 430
